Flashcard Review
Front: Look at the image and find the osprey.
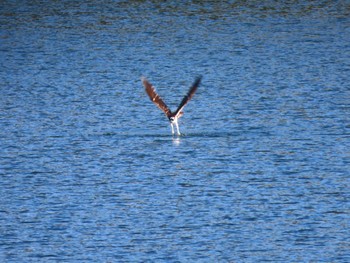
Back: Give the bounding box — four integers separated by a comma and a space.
142, 76, 201, 136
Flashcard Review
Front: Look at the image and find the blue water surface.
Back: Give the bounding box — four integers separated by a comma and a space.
1, 1, 350, 262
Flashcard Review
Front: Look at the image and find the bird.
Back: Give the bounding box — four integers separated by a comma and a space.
141, 76, 201, 136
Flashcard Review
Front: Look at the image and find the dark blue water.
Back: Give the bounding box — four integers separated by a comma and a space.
1, 1, 350, 262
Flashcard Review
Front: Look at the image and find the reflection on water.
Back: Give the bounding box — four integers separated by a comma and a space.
172, 137, 181, 146
1, 1, 350, 262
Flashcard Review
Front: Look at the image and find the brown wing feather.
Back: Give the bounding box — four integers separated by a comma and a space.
142, 77, 172, 118
173, 76, 201, 118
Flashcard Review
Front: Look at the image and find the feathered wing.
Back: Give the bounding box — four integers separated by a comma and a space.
142, 77, 172, 118
173, 76, 202, 118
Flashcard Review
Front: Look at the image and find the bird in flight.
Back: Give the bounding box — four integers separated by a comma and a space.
142, 76, 201, 136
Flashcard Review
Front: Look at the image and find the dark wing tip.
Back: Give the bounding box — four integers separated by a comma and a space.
189, 75, 202, 97
141, 77, 154, 96
195, 75, 202, 85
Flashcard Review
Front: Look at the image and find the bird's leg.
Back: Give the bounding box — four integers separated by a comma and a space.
175, 120, 181, 136
170, 123, 175, 135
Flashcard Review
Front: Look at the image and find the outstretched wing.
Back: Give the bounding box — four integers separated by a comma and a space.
142, 77, 172, 118
173, 76, 201, 118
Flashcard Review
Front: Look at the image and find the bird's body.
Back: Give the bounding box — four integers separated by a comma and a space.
142, 76, 201, 135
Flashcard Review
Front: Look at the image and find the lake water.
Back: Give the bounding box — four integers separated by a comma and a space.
1, 1, 350, 262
